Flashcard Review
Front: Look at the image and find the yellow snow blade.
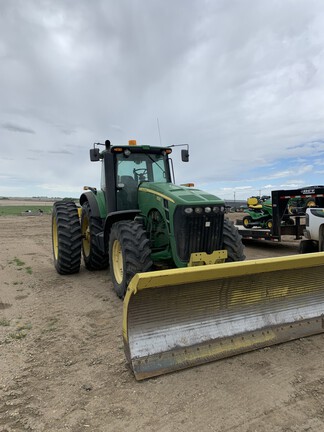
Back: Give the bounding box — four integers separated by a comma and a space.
123, 253, 324, 380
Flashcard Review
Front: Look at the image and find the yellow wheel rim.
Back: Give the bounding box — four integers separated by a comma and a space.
267, 221, 273, 229
82, 215, 90, 257
307, 201, 316, 207
112, 239, 123, 284
243, 219, 249, 227
52, 217, 58, 260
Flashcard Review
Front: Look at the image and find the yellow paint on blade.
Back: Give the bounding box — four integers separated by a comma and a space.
268, 286, 289, 299
173, 331, 276, 365
228, 289, 263, 306
228, 286, 289, 307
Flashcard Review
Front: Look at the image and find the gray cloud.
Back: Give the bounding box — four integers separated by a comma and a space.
1, 0, 324, 198
60, 128, 76, 135
48, 149, 73, 155
29, 148, 73, 155
2, 122, 35, 134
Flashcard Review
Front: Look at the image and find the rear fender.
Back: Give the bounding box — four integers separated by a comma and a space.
104, 210, 141, 245
80, 191, 100, 217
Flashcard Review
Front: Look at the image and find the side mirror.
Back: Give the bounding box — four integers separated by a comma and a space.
181, 149, 189, 162
90, 148, 100, 162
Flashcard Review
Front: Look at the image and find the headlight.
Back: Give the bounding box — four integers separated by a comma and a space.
213, 206, 220, 213
205, 207, 211, 213
184, 207, 193, 214
195, 207, 203, 214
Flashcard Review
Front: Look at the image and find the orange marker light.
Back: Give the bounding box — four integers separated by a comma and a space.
129, 140, 137, 146
181, 183, 195, 187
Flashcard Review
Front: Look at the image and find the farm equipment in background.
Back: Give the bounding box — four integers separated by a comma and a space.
242, 195, 273, 229
288, 196, 317, 215
52, 142, 324, 380
238, 186, 324, 242
241, 195, 298, 232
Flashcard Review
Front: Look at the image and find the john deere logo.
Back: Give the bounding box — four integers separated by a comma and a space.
302, 189, 315, 194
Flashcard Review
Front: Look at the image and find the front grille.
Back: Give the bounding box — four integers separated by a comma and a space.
174, 207, 224, 262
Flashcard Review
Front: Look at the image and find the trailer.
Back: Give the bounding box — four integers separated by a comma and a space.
236, 186, 324, 241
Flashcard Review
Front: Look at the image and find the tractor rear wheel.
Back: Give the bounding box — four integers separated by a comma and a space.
223, 218, 245, 262
81, 202, 109, 270
52, 201, 82, 274
109, 221, 152, 298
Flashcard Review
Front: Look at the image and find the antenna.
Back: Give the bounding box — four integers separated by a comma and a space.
157, 117, 162, 146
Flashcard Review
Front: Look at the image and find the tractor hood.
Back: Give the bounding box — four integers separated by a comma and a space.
138, 182, 224, 206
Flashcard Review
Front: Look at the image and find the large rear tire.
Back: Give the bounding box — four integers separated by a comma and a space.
109, 221, 152, 298
81, 201, 109, 270
223, 218, 245, 262
52, 201, 82, 274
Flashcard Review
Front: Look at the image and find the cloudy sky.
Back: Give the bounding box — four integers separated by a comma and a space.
1, 0, 324, 200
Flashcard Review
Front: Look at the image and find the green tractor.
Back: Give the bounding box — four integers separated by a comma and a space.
52, 141, 324, 381
52, 140, 245, 297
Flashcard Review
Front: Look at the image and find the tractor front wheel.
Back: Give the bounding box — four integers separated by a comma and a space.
52, 201, 82, 274
109, 221, 152, 298
223, 218, 245, 262
81, 201, 109, 270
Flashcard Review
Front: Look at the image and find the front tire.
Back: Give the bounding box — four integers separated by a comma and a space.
109, 221, 152, 298
52, 201, 82, 274
81, 202, 109, 270
223, 219, 245, 262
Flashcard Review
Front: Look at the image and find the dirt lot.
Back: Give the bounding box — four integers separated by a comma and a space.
1, 213, 324, 432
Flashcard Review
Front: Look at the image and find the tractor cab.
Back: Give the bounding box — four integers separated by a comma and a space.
91, 141, 173, 213
113, 147, 172, 210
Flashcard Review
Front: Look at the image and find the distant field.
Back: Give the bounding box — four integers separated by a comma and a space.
0, 200, 55, 206
0, 205, 53, 216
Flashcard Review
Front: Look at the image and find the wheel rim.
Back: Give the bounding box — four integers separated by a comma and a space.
307, 201, 316, 207
52, 217, 58, 260
267, 221, 273, 229
112, 239, 123, 284
243, 218, 249, 227
82, 215, 90, 257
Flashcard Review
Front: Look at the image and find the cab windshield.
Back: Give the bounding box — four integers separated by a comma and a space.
115, 152, 170, 210
116, 152, 169, 185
